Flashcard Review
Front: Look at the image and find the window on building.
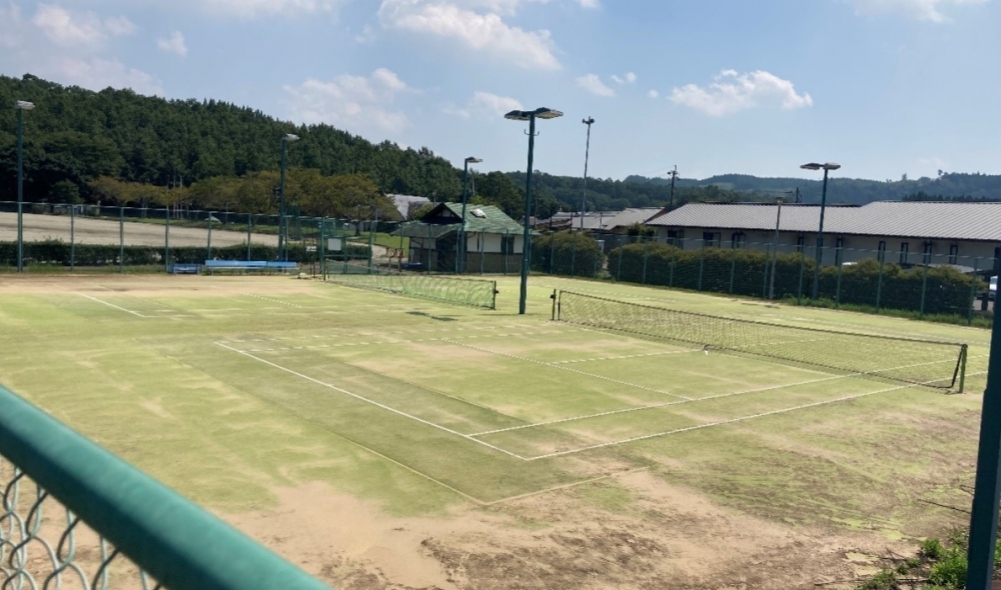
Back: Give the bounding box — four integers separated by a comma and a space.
702, 232, 719, 248
796, 236, 806, 253
878, 241, 886, 263
923, 241, 933, 265
835, 237, 845, 266
501, 235, 516, 255
731, 232, 746, 249
667, 230, 684, 247
949, 244, 959, 265
899, 242, 909, 264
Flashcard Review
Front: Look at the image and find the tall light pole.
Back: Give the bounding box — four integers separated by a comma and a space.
505, 107, 563, 315
768, 197, 783, 300
800, 162, 840, 301
457, 156, 482, 274
667, 166, 679, 210
14, 101, 34, 273
580, 117, 594, 230
278, 133, 300, 261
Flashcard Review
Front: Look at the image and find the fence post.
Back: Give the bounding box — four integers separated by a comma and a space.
835, 260, 843, 309
549, 238, 554, 274
669, 246, 676, 288
119, 207, 125, 274
796, 254, 805, 305
207, 211, 213, 262
246, 213, 252, 261
367, 222, 374, 274
570, 231, 578, 277
969, 257, 980, 325
164, 206, 170, 273
503, 230, 509, 275
920, 263, 929, 318
876, 258, 884, 313
479, 234, 485, 275
70, 204, 75, 271
762, 245, 770, 298
698, 241, 706, 292
318, 217, 325, 279
641, 237, 650, 285
728, 247, 737, 294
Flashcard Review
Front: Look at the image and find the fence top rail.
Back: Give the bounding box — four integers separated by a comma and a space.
0, 384, 331, 590
557, 290, 966, 347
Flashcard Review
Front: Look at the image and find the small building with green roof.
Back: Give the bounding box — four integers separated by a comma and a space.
393, 202, 530, 273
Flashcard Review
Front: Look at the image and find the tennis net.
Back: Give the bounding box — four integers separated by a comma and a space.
327, 273, 497, 309
555, 291, 968, 390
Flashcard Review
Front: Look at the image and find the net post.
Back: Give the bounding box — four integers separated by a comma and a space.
551, 289, 558, 320
959, 344, 968, 393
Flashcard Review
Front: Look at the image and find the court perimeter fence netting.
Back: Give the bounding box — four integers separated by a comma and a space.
0, 385, 331, 590
555, 290, 969, 391
324, 272, 497, 310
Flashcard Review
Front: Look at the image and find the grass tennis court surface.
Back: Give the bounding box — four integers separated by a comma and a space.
0, 273, 990, 589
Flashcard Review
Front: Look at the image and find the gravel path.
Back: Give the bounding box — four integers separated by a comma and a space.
0, 212, 277, 248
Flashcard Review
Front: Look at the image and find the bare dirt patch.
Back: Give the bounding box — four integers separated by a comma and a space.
225, 472, 902, 590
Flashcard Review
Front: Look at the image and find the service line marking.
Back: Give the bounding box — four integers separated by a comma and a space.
214, 341, 527, 460
443, 339, 692, 401
76, 293, 147, 317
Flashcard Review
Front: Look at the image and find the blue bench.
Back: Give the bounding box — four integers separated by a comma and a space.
169, 263, 202, 275
203, 260, 300, 275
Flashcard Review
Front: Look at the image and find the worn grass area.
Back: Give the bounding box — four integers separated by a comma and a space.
0, 272, 987, 542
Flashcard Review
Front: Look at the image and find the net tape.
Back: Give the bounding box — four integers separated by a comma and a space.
556, 291, 966, 389
327, 274, 497, 309
1, 459, 161, 590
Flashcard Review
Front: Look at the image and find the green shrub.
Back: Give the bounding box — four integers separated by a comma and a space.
921, 538, 945, 560
532, 231, 606, 278
927, 547, 967, 588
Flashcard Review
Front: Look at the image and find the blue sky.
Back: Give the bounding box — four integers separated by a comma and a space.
1, 0, 998, 183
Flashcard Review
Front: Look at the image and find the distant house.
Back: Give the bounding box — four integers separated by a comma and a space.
535, 211, 622, 232
388, 194, 432, 220
646, 201, 1001, 269
600, 207, 668, 234
394, 203, 529, 272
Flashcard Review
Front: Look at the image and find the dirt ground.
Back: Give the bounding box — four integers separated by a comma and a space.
0, 212, 276, 248
225, 472, 908, 590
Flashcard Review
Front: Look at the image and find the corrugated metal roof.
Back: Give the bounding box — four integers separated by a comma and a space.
395, 202, 526, 237
647, 201, 1001, 242
602, 207, 666, 229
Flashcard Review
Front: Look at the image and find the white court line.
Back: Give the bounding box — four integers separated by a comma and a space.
443, 339, 692, 401
76, 293, 147, 317
549, 349, 700, 365
243, 294, 305, 308
214, 341, 527, 460
524, 379, 934, 461
232, 331, 568, 353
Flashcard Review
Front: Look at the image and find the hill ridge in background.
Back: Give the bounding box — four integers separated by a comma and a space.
2, 74, 999, 218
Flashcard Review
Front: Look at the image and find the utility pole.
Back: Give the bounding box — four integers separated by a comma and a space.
667, 166, 679, 210
581, 117, 595, 230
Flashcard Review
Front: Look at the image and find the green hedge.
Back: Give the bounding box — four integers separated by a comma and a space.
532, 232, 606, 278
0, 240, 371, 267
607, 243, 982, 316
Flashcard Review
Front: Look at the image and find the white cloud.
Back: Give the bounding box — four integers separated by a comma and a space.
610, 71, 636, 84
648, 89, 659, 99
576, 73, 615, 97
0, 4, 161, 95
850, 0, 987, 22
378, 0, 560, 70
285, 68, 411, 132
201, 0, 346, 18
670, 69, 813, 116
157, 31, 188, 56
577, 0, 600, 7
443, 90, 523, 118
32, 4, 135, 47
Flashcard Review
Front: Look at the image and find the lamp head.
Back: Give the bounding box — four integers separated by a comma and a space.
465, 157, 482, 164
504, 107, 563, 121
14, 101, 35, 111
582, 117, 595, 125
283, 133, 300, 142
801, 162, 841, 171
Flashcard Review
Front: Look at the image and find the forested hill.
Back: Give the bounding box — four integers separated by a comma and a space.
0, 74, 463, 204
625, 172, 1001, 205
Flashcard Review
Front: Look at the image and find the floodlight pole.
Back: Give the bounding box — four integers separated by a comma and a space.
458, 157, 481, 274
278, 133, 299, 262
15, 101, 33, 273
967, 306, 1001, 590
519, 115, 538, 315
768, 198, 783, 300
812, 167, 831, 301
581, 117, 594, 230
667, 166, 678, 211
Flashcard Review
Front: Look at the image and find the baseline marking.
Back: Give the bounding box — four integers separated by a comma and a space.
76, 293, 147, 317
214, 342, 527, 460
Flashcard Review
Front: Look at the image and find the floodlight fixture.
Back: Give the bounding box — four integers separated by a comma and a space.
504, 107, 564, 121
14, 101, 35, 110
283, 133, 300, 142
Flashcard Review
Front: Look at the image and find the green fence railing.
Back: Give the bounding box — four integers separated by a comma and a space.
0, 384, 332, 590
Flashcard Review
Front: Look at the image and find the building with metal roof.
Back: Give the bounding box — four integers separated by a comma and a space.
388, 194, 432, 220
601, 207, 668, 233
393, 202, 528, 272
646, 201, 1001, 269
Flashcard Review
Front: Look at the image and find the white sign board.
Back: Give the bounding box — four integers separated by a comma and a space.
327, 238, 343, 252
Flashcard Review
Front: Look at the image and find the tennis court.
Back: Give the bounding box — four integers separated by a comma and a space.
0, 272, 989, 588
